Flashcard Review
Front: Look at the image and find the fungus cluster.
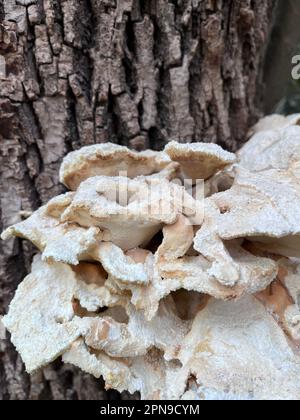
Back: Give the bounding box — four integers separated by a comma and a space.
2, 114, 300, 400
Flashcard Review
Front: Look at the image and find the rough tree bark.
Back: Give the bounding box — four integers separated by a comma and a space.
0, 0, 276, 400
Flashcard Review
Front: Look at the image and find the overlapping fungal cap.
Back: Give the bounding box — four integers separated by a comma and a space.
59, 175, 203, 250
248, 113, 300, 136
60, 143, 176, 190
1, 256, 119, 373
240, 124, 300, 175
176, 296, 300, 400
2, 127, 300, 400
1, 198, 104, 265
165, 141, 236, 180
195, 167, 300, 267
107, 215, 277, 320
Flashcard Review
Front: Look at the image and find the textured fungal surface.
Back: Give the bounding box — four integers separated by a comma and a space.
2, 114, 300, 400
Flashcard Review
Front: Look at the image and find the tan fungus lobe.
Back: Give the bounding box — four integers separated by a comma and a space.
59, 175, 203, 249
60, 143, 175, 190
165, 141, 236, 180
1, 200, 104, 265
248, 113, 300, 137
257, 259, 300, 344
64, 297, 300, 400
198, 165, 300, 259
1, 256, 114, 373
240, 124, 300, 176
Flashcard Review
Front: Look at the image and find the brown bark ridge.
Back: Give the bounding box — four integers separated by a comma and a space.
0, 0, 276, 400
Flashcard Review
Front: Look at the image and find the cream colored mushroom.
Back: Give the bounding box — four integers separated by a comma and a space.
1, 200, 104, 265
2, 257, 88, 373
156, 214, 194, 260
60, 143, 175, 190
3, 122, 300, 401
62, 339, 138, 395
62, 339, 170, 399
197, 166, 300, 260
65, 297, 300, 400
239, 125, 300, 176
104, 217, 277, 320
165, 141, 236, 181
81, 300, 189, 359
92, 242, 149, 285
194, 197, 278, 288
72, 263, 124, 312
248, 113, 300, 137
176, 296, 300, 400
2, 256, 126, 373
60, 175, 203, 250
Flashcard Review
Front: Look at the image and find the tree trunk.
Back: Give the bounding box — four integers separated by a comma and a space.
0, 0, 276, 400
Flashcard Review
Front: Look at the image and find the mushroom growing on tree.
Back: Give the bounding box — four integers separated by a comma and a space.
2, 116, 300, 400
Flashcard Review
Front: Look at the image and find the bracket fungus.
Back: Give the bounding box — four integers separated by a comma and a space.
60, 143, 176, 190
165, 141, 236, 181
2, 114, 300, 400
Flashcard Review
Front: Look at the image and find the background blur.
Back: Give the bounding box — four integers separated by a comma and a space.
265, 0, 300, 114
